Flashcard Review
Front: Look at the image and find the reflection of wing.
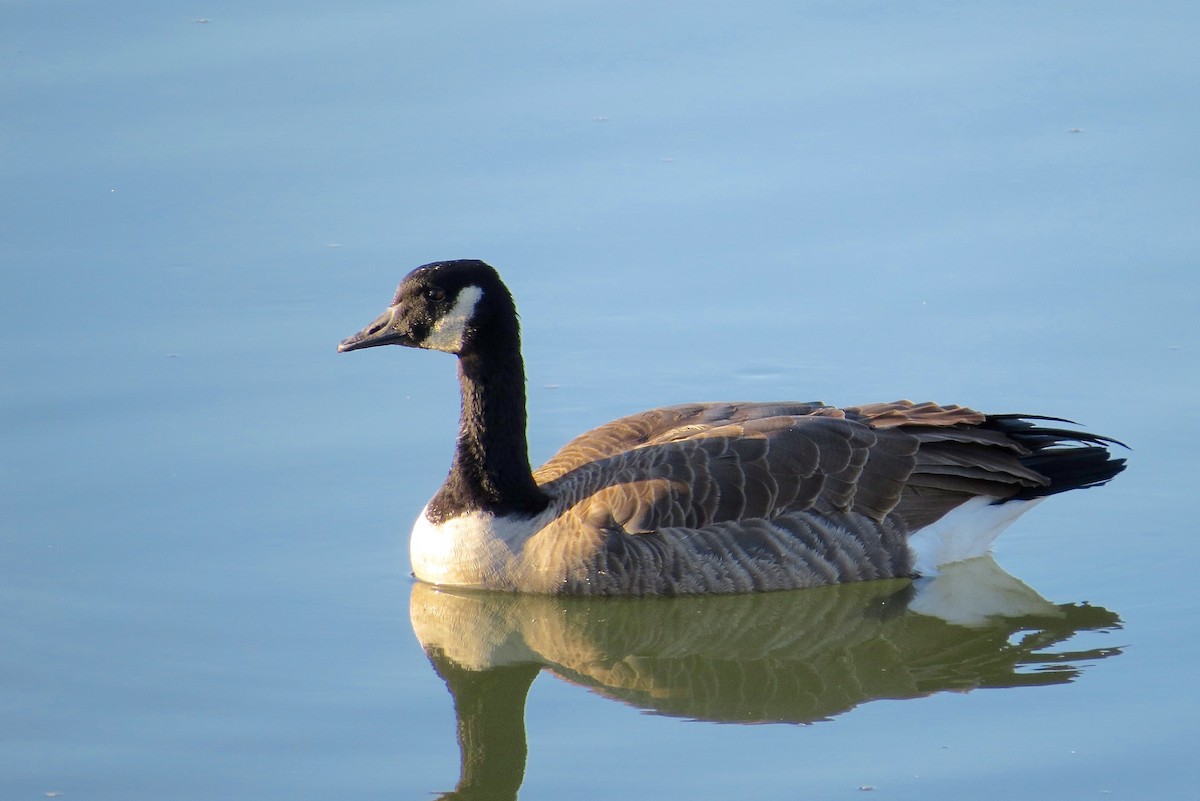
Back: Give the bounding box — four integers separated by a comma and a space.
534, 401, 1058, 538
413, 561, 1122, 799
411, 557, 1122, 726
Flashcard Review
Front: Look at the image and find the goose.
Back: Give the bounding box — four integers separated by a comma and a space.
338, 259, 1126, 595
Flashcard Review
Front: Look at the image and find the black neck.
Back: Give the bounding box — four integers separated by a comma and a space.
427, 329, 549, 522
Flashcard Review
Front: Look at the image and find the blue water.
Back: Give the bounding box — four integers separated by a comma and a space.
3, 2, 1198, 798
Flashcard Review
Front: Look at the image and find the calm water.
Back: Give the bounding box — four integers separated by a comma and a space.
3, 2, 1198, 799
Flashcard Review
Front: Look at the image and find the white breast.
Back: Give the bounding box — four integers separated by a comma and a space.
410, 505, 555, 589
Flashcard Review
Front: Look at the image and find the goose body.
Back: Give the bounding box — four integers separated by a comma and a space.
339, 260, 1126, 596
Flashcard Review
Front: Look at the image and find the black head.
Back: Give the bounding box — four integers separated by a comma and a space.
338, 260, 515, 356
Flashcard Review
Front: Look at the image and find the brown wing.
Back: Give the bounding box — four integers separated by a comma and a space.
534, 402, 917, 534
534, 402, 828, 482
534, 400, 1062, 536
840, 400, 1053, 528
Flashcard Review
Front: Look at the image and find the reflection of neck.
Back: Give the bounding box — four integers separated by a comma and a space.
429, 652, 540, 801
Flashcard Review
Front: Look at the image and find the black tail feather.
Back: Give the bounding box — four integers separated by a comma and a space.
987, 415, 1129, 500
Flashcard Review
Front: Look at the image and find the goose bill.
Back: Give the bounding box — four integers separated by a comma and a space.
338, 306, 414, 352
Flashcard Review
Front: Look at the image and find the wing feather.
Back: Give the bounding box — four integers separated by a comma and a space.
533, 399, 1111, 540
537, 405, 908, 534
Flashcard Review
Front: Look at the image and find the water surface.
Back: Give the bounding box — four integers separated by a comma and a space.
3, 2, 1198, 799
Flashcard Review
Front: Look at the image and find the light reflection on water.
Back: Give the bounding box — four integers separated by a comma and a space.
411, 558, 1121, 800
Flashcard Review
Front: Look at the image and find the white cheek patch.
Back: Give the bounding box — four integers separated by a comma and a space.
421, 284, 484, 352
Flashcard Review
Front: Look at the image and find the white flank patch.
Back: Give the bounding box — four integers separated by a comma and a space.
421, 284, 484, 352
907, 495, 1044, 576
409, 504, 551, 589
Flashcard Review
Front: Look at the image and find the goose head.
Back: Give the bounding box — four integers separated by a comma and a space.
337, 260, 514, 356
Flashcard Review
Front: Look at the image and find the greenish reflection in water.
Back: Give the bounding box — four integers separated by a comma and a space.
411, 557, 1120, 801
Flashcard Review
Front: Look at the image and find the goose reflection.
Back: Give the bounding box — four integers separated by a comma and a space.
411, 557, 1121, 800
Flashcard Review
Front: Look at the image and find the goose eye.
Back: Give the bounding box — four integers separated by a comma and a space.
426, 287, 446, 302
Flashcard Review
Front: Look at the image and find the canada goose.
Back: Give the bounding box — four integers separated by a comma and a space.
338, 259, 1126, 595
